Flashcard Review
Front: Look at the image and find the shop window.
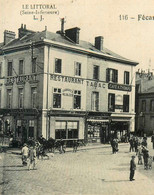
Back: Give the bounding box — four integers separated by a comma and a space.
8, 61, 13, 76
53, 88, 61, 108
55, 121, 79, 139
18, 88, 24, 108
55, 58, 62, 73
93, 65, 99, 80
91, 92, 99, 111
150, 100, 154, 112
88, 125, 100, 138
7, 89, 12, 108
75, 62, 81, 76
29, 120, 34, 138
19, 59, 24, 75
141, 100, 146, 112
123, 95, 129, 112
0, 62, 2, 78
108, 93, 115, 112
17, 120, 22, 137
32, 58, 37, 73
106, 68, 118, 83
31, 87, 37, 108
124, 71, 129, 84
74, 90, 81, 109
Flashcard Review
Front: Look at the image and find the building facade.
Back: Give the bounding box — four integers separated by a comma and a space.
0, 23, 138, 144
135, 71, 154, 136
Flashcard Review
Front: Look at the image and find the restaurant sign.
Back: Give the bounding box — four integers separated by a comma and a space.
108, 83, 131, 92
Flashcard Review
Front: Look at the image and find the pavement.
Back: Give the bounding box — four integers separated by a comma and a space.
0, 138, 154, 195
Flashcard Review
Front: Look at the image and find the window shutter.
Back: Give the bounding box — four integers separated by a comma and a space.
106, 68, 109, 82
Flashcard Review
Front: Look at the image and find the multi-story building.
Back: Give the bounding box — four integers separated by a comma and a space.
135, 70, 154, 136
0, 22, 138, 144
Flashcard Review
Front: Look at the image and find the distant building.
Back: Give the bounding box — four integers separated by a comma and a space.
135, 70, 154, 136
0, 22, 138, 144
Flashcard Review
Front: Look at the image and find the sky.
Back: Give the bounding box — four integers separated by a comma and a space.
1, 0, 154, 71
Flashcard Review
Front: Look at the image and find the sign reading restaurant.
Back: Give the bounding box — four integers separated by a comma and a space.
108, 83, 131, 92
50, 74, 106, 88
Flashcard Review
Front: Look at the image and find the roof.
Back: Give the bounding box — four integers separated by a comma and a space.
0, 29, 138, 65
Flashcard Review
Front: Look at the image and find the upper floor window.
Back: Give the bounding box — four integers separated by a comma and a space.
18, 88, 24, 108
75, 62, 81, 76
106, 68, 118, 83
53, 88, 61, 108
74, 90, 81, 109
19, 60, 24, 75
124, 71, 130, 85
31, 87, 37, 108
108, 93, 115, 112
32, 58, 37, 73
0, 63, 2, 78
8, 61, 13, 76
93, 65, 99, 80
7, 89, 12, 108
91, 92, 99, 111
123, 95, 129, 112
141, 100, 146, 112
150, 100, 154, 112
55, 58, 62, 73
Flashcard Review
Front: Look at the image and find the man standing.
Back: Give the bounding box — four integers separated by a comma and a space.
130, 155, 136, 181
21, 143, 29, 166
151, 133, 154, 149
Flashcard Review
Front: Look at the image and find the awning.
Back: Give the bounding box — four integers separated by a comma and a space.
112, 118, 130, 122
87, 119, 109, 122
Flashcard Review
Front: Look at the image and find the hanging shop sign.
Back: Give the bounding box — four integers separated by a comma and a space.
5, 74, 38, 85
108, 83, 131, 91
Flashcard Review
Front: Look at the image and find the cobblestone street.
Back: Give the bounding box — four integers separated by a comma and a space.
0, 140, 154, 195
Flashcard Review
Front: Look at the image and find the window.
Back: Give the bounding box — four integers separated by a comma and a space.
93, 65, 99, 80
141, 100, 146, 112
75, 62, 81, 76
19, 60, 24, 75
55, 121, 79, 139
0, 62, 2, 78
29, 120, 34, 138
8, 61, 12, 76
123, 95, 129, 112
91, 92, 99, 111
55, 58, 62, 73
18, 88, 24, 108
32, 58, 37, 73
124, 71, 130, 84
7, 89, 12, 108
31, 87, 37, 108
74, 90, 81, 109
53, 88, 61, 108
108, 93, 115, 112
106, 68, 118, 83
150, 100, 154, 112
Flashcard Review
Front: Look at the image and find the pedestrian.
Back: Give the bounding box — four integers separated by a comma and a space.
129, 155, 136, 181
151, 133, 154, 149
21, 143, 29, 166
28, 146, 37, 170
137, 145, 143, 165
60, 138, 65, 154
129, 136, 134, 152
142, 146, 149, 170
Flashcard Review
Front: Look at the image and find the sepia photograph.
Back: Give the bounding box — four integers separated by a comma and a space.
0, 0, 154, 194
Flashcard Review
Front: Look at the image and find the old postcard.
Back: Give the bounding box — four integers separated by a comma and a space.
0, 0, 154, 194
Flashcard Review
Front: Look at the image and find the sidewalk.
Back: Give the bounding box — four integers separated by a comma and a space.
6, 142, 128, 155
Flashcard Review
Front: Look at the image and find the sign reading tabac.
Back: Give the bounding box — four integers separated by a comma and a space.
108, 83, 132, 92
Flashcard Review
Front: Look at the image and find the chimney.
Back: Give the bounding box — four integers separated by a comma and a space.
4, 30, 16, 45
18, 24, 35, 38
95, 36, 104, 51
65, 27, 80, 44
